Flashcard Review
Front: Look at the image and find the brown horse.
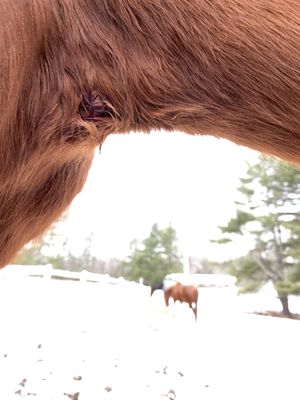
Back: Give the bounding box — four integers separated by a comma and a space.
1, 1, 300, 267
164, 283, 198, 321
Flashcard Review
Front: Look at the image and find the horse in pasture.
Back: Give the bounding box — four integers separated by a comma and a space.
151, 282, 198, 320
164, 283, 199, 321
1, 1, 300, 267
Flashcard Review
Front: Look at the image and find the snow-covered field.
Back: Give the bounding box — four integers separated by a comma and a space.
0, 276, 299, 400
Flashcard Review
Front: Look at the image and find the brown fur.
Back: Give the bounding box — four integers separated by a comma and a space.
164, 283, 198, 320
1, 0, 300, 267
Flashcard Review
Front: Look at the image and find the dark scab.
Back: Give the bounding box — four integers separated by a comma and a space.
62, 92, 113, 144
79, 92, 113, 122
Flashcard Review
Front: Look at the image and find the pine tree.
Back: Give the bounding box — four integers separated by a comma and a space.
124, 223, 183, 286
213, 156, 300, 316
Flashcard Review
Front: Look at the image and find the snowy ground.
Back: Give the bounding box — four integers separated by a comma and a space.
0, 277, 299, 400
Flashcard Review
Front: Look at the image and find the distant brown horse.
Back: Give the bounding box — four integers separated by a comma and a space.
164, 283, 198, 321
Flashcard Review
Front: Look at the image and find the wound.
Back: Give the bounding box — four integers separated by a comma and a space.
79, 92, 113, 122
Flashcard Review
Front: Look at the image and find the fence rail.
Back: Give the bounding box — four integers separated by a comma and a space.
0, 264, 137, 287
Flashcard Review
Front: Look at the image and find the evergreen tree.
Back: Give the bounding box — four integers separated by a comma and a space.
213, 156, 300, 316
124, 223, 183, 286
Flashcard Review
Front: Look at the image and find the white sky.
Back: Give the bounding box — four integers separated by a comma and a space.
58, 131, 258, 263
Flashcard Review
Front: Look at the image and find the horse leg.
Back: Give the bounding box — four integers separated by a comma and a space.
164, 292, 170, 307
189, 302, 197, 321
193, 304, 197, 321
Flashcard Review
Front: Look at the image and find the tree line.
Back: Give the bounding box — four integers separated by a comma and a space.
13, 223, 184, 284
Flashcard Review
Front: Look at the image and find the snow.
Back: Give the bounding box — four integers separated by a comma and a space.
0, 277, 299, 400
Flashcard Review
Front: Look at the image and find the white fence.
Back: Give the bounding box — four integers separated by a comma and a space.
0, 264, 137, 287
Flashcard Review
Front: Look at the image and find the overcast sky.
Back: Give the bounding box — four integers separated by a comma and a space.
58, 131, 258, 263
